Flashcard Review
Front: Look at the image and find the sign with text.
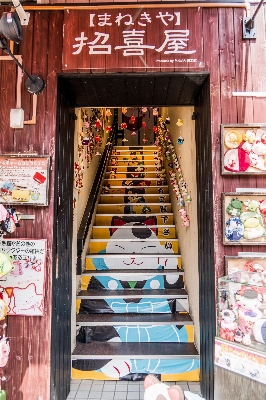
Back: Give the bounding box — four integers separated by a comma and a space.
0, 155, 50, 206
0, 239, 46, 316
63, 8, 204, 71
215, 337, 266, 384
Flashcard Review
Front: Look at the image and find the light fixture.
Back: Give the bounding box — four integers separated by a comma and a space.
243, 0, 264, 39
0, 12, 45, 94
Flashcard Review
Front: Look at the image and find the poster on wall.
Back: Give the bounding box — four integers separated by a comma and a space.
215, 337, 266, 384
223, 192, 266, 245
221, 124, 266, 174
0, 155, 50, 206
0, 239, 46, 316
225, 255, 266, 275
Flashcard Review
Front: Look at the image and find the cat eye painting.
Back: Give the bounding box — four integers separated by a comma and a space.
223, 193, 266, 245
221, 124, 266, 175
0, 239, 46, 316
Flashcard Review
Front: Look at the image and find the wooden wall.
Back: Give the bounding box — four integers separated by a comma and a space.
0, 4, 266, 399
0, 9, 64, 399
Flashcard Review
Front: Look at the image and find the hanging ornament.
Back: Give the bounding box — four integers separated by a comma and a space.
0, 294, 7, 321
153, 126, 158, 133
177, 136, 184, 145
122, 138, 128, 142
106, 126, 112, 133
153, 108, 159, 116
131, 131, 137, 136
142, 121, 147, 129
105, 109, 112, 117
176, 119, 184, 127
95, 119, 101, 128
95, 134, 101, 143
141, 107, 148, 113
129, 115, 135, 124
95, 152, 101, 156
165, 117, 171, 124
120, 122, 127, 129
186, 194, 192, 202
122, 107, 127, 114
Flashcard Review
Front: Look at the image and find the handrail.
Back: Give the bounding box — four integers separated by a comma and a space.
76, 128, 115, 274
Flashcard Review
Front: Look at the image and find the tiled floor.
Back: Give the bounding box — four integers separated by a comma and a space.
67, 380, 202, 399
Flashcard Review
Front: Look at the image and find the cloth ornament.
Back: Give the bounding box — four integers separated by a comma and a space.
0, 336, 9, 368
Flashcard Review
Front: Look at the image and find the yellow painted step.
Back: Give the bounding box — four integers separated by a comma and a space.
103, 178, 166, 186
99, 194, 170, 204
95, 214, 174, 226
101, 186, 169, 195
97, 203, 172, 214
91, 225, 176, 239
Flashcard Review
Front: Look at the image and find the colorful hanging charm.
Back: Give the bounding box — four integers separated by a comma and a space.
176, 119, 184, 126
122, 107, 127, 114
177, 136, 184, 145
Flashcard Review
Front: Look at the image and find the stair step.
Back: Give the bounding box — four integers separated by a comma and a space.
97, 203, 172, 214
106, 172, 165, 179
107, 165, 161, 171
113, 146, 157, 151
82, 269, 184, 275
89, 239, 179, 254
99, 194, 170, 204
76, 312, 192, 325
72, 342, 199, 359
101, 186, 169, 195
91, 225, 176, 239
103, 178, 166, 186
77, 289, 187, 299
86, 254, 181, 270
95, 213, 174, 225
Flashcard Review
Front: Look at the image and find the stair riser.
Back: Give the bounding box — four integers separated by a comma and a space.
100, 194, 170, 204
86, 256, 181, 270
101, 187, 169, 195
81, 275, 184, 291
95, 214, 174, 225
113, 146, 157, 152
77, 298, 189, 314
106, 172, 165, 179
92, 226, 176, 239
103, 179, 166, 186
97, 204, 172, 214
89, 240, 179, 254
76, 324, 194, 343
72, 360, 200, 381
108, 165, 161, 171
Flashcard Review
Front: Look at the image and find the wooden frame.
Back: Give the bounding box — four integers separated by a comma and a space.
0, 155, 50, 206
223, 192, 266, 245
221, 124, 266, 175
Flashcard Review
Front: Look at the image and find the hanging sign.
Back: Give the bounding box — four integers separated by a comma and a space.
0, 155, 50, 206
0, 239, 46, 316
62, 7, 204, 71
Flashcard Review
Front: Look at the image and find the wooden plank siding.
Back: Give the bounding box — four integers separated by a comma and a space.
0, 3, 265, 399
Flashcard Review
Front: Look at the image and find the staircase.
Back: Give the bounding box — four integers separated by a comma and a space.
72, 145, 200, 382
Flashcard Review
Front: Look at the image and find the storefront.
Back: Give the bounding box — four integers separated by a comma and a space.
0, 2, 266, 399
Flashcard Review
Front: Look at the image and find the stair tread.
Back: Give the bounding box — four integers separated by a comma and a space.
98, 203, 171, 206
77, 289, 187, 298
76, 312, 192, 325
82, 269, 184, 275
86, 254, 180, 258
72, 342, 199, 358
89, 238, 178, 242
93, 225, 174, 228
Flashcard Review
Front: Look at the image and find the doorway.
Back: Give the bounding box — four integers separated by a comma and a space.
52, 73, 215, 400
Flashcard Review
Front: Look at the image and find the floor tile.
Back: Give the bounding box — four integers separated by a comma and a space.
66, 391, 77, 399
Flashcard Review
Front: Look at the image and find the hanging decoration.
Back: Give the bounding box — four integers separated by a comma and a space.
157, 116, 191, 227
177, 136, 185, 145
176, 119, 184, 127
142, 120, 148, 143
120, 122, 127, 129
122, 107, 127, 115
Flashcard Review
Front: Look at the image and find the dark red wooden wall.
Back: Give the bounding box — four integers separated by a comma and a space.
0, 4, 266, 399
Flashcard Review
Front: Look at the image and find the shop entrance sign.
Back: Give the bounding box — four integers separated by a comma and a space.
63, 7, 204, 71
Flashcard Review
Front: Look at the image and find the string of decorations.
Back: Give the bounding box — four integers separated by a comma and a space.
157, 116, 191, 227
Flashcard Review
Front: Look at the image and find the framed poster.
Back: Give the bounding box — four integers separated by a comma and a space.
215, 337, 266, 384
0, 155, 50, 206
0, 239, 46, 316
223, 192, 266, 245
225, 255, 266, 275
221, 124, 266, 175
